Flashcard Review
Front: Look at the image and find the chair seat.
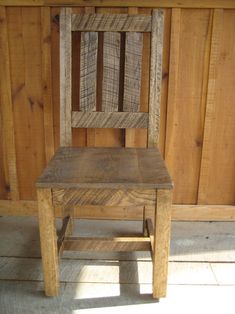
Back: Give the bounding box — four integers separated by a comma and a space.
36, 147, 173, 190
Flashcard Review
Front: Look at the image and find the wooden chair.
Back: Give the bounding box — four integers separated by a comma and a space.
36, 8, 173, 299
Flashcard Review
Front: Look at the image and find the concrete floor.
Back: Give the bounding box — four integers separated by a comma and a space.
0, 217, 234, 314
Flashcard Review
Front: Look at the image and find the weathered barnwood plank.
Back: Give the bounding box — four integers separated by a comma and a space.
72, 111, 148, 128
83, 6, 97, 147
52, 188, 155, 207
71, 20, 87, 147
72, 13, 151, 32
41, 7, 55, 162
102, 32, 121, 112
123, 32, 143, 112
36, 147, 173, 189
148, 9, 164, 148
74, 205, 146, 221
92, 7, 125, 147
60, 8, 72, 146
0, 7, 19, 200
63, 236, 151, 252
80, 31, 98, 111
125, 7, 150, 149
125, 7, 139, 149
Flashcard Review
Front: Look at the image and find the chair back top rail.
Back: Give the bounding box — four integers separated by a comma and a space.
71, 13, 152, 32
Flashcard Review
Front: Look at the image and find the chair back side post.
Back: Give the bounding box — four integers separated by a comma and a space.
60, 8, 72, 147
59, 8, 164, 148
148, 9, 164, 148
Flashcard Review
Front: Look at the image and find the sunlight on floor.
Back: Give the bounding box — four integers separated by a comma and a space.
71, 285, 235, 314
73, 282, 121, 299
74, 263, 120, 284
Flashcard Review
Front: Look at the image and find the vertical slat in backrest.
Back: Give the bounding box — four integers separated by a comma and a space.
102, 32, 121, 112
80, 32, 98, 111
60, 8, 72, 146
60, 9, 164, 147
147, 9, 164, 148
123, 32, 143, 112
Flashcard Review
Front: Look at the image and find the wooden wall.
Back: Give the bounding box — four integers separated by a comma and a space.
0, 1, 235, 220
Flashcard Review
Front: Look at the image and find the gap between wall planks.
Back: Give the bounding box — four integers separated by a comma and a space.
0, 200, 235, 221
1, 0, 235, 8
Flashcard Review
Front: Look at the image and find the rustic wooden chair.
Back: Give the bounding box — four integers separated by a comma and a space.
36, 8, 173, 299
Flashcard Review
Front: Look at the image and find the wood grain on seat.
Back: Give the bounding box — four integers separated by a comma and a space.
36, 147, 173, 189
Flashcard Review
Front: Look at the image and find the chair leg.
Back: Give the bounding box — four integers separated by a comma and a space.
37, 188, 59, 296
152, 189, 172, 299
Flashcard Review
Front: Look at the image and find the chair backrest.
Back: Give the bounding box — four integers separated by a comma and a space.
60, 8, 164, 148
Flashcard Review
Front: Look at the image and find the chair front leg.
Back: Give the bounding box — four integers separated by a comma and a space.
152, 189, 173, 299
37, 188, 59, 296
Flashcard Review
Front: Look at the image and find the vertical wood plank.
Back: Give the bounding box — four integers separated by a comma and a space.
71, 7, 87, 147
93, 7, 126, 148
7, 7, 30, 199
51, 8, 60, 149
72, 28, 85, 147
60, 7, 72, 147
0, 107, 9, 199
21, 8, 46, 199
80, 31, 98, 112
41, 7, 55, 162
102, 32, 121, 112
37, 188, 59, 296
139, 8, 151, 117
83, 7, 97, 147
123, 32, 143, 112
159, 9, 171, 156
165, 8, 212, 203
148, 9, 164, 148
50, 8, 62, 150
0, 16, 10, 200
125, 7, 146, 148
0, 7, 19, 200
198, 9, 223, 204
198, 9, 235, 204
96, 31, 103, 112
153, 189, 172, 298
